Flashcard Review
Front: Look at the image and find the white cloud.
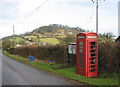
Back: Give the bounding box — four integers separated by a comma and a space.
0, 0, 118, 39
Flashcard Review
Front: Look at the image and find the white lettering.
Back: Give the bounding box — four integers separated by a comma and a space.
88, 36, 96, 38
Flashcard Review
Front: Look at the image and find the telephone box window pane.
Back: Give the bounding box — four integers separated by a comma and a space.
79, 58, 84, 69
90, 50, 95, 53
80, 65, 83, 69
80, 59, 83, 63
90, 46, 96, 49
80, 53, 83, 56
80, 49, 83, 53
90, 58, 95, 61
91, 69, 95, 72
79, 42, 84, 69
80, 42, 83, 45
79, 62, 83, 68
80, 60, 83, 63
80, 46, 83, 48
80, 56, 83, 59
90, 60, 96, 64
91, 54, 95, 57
80, 60, 83, 64
80, 57, 83, 60
90, 65, 95, 68
91, 42, 95, 45
79, 61, 83, 64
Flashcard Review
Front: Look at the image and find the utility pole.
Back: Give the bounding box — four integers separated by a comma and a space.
13, 24, 16, 47
96, 0, 98, 34
1, 39, 2, 49
12, 0, 48, 47
91, 0, 105, 34
37, 35, 40, 45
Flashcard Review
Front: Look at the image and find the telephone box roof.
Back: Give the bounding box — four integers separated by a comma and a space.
78, 32, 98, 36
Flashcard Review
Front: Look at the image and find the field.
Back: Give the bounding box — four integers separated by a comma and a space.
23, 33, 66, 45
24, 36, 37, 39
9, 37, 25, 42
8, 34, 62, 45
40, 38, 59, 45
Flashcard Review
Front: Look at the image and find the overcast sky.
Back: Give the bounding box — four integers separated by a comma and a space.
0, 0, 119, 39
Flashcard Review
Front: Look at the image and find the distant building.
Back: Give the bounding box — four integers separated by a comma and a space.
61, 32, 64, 34
58, 30, 64, 34
69, 32, 72, 34
16, 44, 21, 47
43, 43, 46, 45
27, 42, 36, 46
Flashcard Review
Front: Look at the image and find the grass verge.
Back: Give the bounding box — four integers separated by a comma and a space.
3, 50, 118, 86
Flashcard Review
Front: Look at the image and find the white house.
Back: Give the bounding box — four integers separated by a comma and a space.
16, 44, 21, 47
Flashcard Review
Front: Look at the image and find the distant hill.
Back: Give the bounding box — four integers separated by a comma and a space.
2, 24, 86, 45
2, 24, 116, 45
2, 35, 18, 40
24, 24, 85, 36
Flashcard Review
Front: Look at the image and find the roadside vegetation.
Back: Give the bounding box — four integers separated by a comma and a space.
3, 50, 118, 86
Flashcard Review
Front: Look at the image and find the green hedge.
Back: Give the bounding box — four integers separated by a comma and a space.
98, 42, 119, 73
8, 45, 68, 64
8, 42, 120, 73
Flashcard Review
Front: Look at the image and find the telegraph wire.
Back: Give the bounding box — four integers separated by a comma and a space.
15, 0, 48, 25
13, 0, 48, 47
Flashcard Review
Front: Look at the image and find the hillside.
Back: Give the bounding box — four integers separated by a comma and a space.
2, 24, 86, 45
2, 35, 18, 40
19, 24, 85, 45
31, 24, 85, 35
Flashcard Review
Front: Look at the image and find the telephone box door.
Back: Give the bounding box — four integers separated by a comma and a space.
77, 38, 86, 76
87, 40, 98, 77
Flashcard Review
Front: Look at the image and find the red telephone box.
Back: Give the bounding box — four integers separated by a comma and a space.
76, 32, 98, 77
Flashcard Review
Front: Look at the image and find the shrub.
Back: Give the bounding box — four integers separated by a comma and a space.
98, 42, 119, 73
8, 42, 120, 74
8, 45, 68, 64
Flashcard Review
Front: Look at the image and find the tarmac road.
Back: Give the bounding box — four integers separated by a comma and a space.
0, 49, 2, 86
2, 52, 72, 85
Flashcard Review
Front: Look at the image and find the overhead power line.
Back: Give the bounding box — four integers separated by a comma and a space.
13, 0, 48, 47
16, 0, 48, 25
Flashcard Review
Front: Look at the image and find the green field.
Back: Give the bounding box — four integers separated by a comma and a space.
55, 35, 66, 38
3, 50, 119, 86
23, 32, 67, 45
40, 38, 59, 45
24, 36, 37, 39
9, 37, 30, 45
9, 37, 25, 42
